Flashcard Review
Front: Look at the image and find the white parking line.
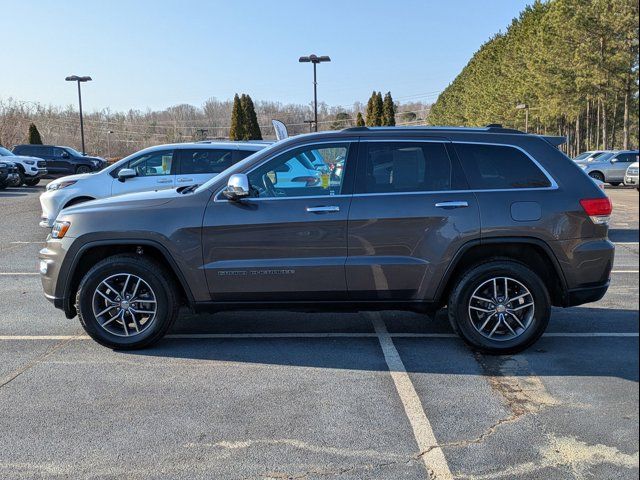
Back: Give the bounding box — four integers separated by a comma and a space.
0, 272, 39, 276
369, 312, 453, 480
0, 332, 637, 341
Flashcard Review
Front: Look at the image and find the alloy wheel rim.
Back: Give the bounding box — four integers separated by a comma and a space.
92, 273, 157, 337
468, 276, 535, 341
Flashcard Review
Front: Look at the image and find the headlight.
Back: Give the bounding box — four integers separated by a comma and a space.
51, 221, 71, 239
91, 160, 100, 166
46, 180, 77, 191
24, 160, 35, 165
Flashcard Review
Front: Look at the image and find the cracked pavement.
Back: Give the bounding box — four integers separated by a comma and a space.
0, 183, 638, 479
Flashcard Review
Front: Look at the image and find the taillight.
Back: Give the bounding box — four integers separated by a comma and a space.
580, 198, 612, 225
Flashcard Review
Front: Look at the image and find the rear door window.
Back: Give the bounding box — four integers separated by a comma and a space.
454, 143, 551, 189
177, 149, 235, 175
356, 142, 459, 194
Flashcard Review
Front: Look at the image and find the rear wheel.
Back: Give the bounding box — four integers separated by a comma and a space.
588, 171, 605, 182
448, 260, 550, 354
76, 165, 92, 174
76, 255, 179, 349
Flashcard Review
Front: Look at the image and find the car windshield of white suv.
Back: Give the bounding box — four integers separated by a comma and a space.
0, 147, 15, 156
195, 142, 280, 193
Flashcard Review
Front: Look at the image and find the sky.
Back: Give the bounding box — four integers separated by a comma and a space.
1, 0, 532, 112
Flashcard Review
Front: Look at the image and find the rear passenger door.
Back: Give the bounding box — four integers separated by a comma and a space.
346, 139, 480, 301
175, 148, 237, 186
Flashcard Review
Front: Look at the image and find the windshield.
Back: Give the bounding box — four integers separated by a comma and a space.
574, 152, 594, 161
0, 147, 15, 157
64, 147, 83, 156
195, 142, 281, 193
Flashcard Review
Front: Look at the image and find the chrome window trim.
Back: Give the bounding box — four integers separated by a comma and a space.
214, 139, 355, 203
213, 138, 559, 203
356, 139, 558, 193
450, 140, 558, 190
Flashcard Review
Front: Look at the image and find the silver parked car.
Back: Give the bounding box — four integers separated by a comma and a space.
576, 150, 639, 185
625, 161, 639, 191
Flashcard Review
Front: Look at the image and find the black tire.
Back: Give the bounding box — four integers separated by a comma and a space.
17, 169, 26, 186
448, 260, 551, 354
23, 178, 40, 187
76, 254, 179, 349
76, 165, 92, 174
609, 182, 621, 187
588, 171, 605, 182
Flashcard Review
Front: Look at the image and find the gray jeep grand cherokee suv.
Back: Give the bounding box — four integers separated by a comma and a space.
40, 126, 614, 353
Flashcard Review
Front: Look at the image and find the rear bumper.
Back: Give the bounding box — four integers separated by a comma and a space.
565, 281, 610, 307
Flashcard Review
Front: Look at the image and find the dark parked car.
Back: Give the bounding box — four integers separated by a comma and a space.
12, 144, 106, 176
40, 126, 614, 353
0, 160, 20, 189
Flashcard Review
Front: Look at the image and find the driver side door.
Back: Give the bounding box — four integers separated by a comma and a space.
111, 149, 176, 196
201, 141, 357, 302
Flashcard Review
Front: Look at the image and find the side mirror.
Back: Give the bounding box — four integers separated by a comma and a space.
223, 173, 250, 201
610, 158, 618, 163
117, 168, 136, 182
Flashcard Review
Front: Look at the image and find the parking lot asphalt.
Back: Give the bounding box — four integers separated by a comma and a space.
0, 182, 638, 479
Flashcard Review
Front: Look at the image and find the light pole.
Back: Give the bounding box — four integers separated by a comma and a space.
65, 75, 92, 154
299, 54, 330, 132
303, 119, 315, 133
516, 103, 529, 133
107, 130, 114, 158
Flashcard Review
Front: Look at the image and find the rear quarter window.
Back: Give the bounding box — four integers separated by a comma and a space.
454, 143, 551, 189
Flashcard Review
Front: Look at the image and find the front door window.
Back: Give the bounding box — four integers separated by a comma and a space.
247, 144, 350, 198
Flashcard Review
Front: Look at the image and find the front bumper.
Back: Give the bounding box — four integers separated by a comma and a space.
624, 175, 638, 186
26, 167, 48, 178
39, 237, 76, 316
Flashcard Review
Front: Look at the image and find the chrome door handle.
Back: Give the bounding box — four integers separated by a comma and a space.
435, 201, 469, 209
157, 178, 172, 184
306, 206, 340, 213
177, 178, 193, 183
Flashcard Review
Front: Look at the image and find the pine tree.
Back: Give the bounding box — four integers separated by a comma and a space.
241, 94, 262, 140
383, 92, 396, 126
28, 123, 43, 144
356, 112, 365, 127
374, 92, 384, 126
365, 91, 377, 126
229, 94, 245, 141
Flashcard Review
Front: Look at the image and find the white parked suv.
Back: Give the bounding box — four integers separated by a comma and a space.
0, 146, 47, 186
39, 141, 268, 227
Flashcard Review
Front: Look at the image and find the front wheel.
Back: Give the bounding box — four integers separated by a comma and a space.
23, 178, 40, 187
448, 260, 550, 354
609, 182, 621, 187
76, 165, 92, 174
76, 255, 179, 349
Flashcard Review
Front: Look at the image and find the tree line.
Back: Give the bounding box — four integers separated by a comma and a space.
429, 0, 639, 155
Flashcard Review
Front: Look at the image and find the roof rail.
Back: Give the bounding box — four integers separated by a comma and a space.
342, 125, 526, 134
